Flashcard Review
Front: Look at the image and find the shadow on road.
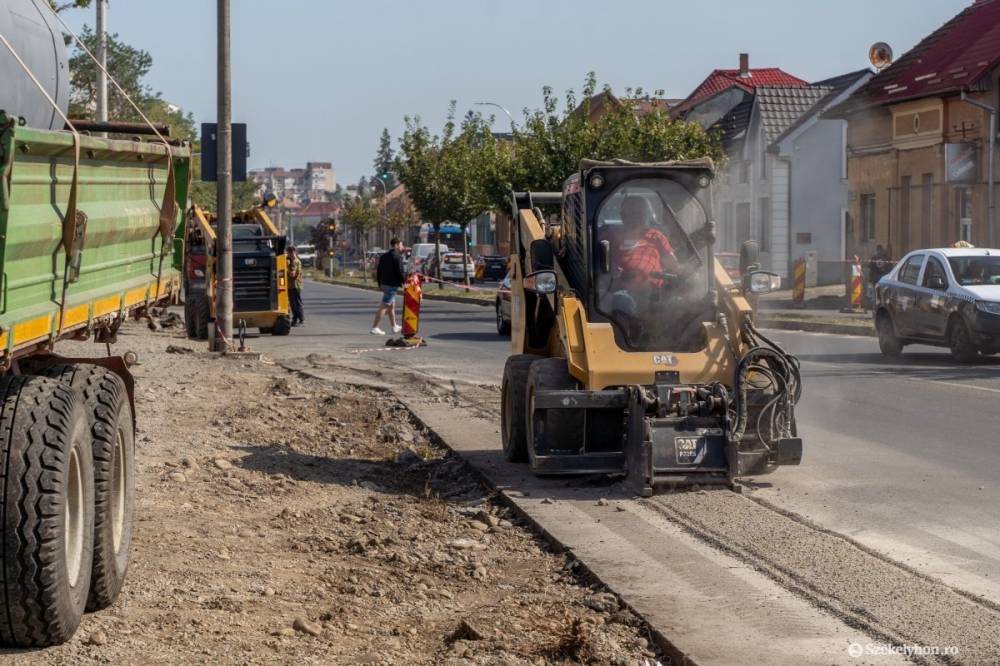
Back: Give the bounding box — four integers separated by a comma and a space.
431, 331, 506, 342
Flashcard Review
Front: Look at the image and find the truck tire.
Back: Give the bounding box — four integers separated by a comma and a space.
38, 364, 134, 611
500, 355, 542, 463
0, 376, 94, 647
526, 359, 585, 468
271, 315, 292, 336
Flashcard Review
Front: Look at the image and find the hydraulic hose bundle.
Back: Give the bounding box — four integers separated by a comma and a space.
730, 320, 802, 448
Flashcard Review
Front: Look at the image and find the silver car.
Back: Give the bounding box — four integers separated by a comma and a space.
874, 247, 1000, 362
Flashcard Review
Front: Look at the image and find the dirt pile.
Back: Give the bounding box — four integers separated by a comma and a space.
3, 321, 660, 665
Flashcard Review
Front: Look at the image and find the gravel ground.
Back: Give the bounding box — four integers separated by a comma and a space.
1, 317, 660, 665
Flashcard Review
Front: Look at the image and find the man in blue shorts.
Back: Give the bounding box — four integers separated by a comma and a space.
371, 238, 406, 335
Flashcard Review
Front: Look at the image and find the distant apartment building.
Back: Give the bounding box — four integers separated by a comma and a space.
249, 162, 337, 204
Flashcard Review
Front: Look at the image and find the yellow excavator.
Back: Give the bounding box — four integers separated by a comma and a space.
501, 159, 802, 495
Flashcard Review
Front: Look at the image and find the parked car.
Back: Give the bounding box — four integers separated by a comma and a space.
407, 243, 450, 274
495, 271, 512, 335
295, 243, 316, 268
476, 254, 509, 282
874, 247, 1000, 362
436, 252, 476, 281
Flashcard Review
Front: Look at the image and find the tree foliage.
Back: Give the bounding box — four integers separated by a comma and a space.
50, 0, 92, 13
396, 73, 723, 217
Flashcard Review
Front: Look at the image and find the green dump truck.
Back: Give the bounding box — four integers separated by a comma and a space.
0, 108, 190, 646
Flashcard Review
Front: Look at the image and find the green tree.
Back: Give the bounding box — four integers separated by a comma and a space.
396, 103, 493, 288
66, 27, 257, 212
373, 128, 396, 188
50, 0, 92, 12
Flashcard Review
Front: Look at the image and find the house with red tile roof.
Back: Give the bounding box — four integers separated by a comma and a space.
673, 53, 808, 127
827, 0, 1000, 257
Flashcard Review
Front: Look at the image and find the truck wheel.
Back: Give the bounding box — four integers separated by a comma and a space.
526, 358, 585, 468
38, 365, 134, 611
500, 355, 541, 462
271, 315, 292, 336
949, 319, 979, 363
0, 376, 94, 647
876, 312, 903, 358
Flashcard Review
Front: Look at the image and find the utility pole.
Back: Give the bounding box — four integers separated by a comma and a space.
215, 0, 233, 351
95, 0, 108, 136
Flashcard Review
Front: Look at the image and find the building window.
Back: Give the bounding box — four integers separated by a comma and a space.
739, 162, 749, 184
758, 197, 771, 252
860, 194, 876, 242
760, 153, 768, 181
796, 232, 812, 244
899, 176, 911, 251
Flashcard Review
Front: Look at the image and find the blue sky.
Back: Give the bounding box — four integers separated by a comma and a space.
61, 0, 970, 185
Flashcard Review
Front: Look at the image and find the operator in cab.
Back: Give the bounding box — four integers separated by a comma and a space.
601, 195, 683, 319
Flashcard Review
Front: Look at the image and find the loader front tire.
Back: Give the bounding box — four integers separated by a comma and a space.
0, 376, 94, 647
501, 355, 542, 463
526, 358, 585, 468
186, 294, 210, 340
38, 364, 135, 611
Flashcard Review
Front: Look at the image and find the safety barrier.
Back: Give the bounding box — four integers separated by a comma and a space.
791, 258, 806, 308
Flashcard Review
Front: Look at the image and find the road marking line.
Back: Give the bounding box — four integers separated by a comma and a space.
905, 377, 1000, 394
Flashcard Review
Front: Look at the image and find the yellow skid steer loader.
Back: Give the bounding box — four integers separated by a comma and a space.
501, 159, 802, 495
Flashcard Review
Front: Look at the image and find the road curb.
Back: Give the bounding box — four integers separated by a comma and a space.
310, 278, 494, 307
756, 316, 875, 337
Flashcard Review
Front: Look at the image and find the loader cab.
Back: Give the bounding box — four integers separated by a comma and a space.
562, 163, 716, 352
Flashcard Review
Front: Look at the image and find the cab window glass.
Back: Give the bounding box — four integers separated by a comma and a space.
593, 178, 710, 351
897, 255, 924, 285
921, 257, 947, 289
948, 255, 1000, 286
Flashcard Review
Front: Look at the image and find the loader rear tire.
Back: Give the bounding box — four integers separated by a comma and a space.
38, 365, 135, 612
0, 376, 94, 647
501, 355, 542, 463
526, 358, 585, 467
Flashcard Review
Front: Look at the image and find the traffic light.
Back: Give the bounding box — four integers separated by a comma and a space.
380, 172, 390, 181
326, 221, 336, 232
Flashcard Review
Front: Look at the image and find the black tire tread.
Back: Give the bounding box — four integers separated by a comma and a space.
0, 376, 93, 647
37, 365, 134, 612
501, 355, 542, 462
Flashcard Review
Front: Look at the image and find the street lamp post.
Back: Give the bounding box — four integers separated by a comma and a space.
961, 91, 997, 248
475, 101, 516, 135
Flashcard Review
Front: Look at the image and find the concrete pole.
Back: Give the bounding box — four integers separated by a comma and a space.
215, 0, 233, 351
95, 0, 108, 135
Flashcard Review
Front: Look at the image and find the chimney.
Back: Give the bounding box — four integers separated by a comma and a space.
739, 53, 750, 78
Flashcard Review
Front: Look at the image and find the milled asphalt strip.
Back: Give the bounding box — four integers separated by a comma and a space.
647, 491, 1000, 664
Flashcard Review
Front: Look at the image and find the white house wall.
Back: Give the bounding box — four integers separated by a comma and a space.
770, 158, 790, 278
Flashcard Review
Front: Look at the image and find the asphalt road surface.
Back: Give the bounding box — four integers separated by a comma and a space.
255, 279, 1000, 606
